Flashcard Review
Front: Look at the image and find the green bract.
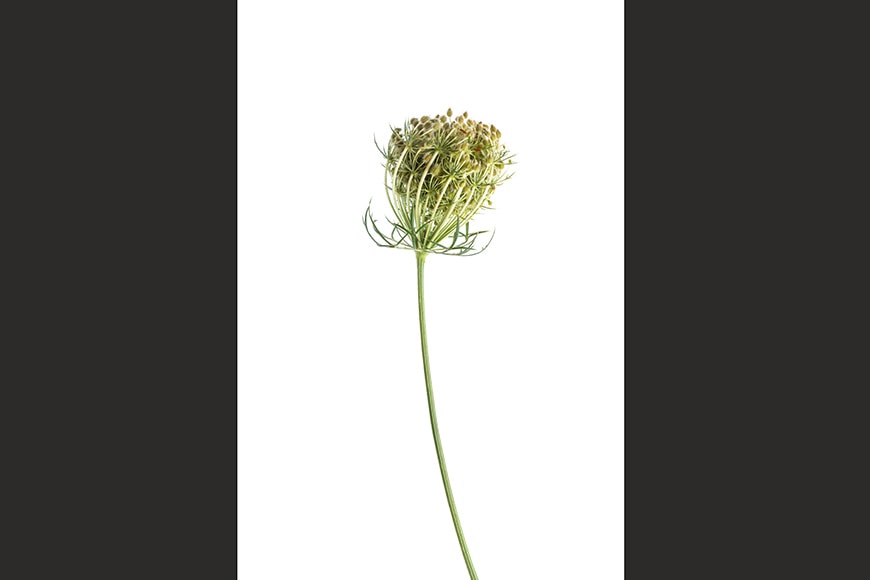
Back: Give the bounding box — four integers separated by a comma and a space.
364, 109, 514, 255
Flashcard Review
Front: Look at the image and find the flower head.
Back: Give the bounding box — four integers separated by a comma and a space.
364, 109, 514, 256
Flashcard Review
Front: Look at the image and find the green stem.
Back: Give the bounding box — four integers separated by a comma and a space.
415, 251, 479, 580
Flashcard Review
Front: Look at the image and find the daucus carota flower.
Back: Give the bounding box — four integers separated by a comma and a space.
363, 110, 514, 580
365, 108, 514, 255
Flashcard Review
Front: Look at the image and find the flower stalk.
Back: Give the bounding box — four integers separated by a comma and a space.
416, 250, 478, 579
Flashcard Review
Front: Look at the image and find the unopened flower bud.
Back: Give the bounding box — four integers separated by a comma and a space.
368, 109, 513, 254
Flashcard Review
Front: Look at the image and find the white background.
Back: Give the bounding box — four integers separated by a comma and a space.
239, 1, 623, 578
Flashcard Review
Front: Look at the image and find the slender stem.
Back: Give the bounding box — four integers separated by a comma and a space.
415, 251, 479, 580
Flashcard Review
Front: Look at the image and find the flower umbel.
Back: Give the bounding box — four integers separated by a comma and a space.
364, 109, 514, 255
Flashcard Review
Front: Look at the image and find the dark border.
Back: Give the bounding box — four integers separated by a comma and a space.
6, 3, 237, 578
627, 3, 867, 578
